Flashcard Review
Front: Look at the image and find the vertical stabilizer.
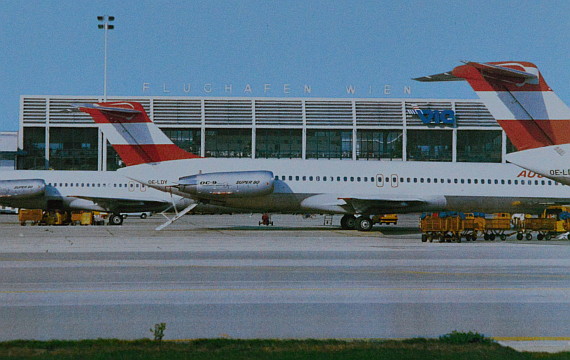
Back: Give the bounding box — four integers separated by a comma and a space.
75, 102, 200, 166
415, 61, 570, 151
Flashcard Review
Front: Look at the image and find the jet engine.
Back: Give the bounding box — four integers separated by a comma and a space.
177, 171, 274, 199
0, 179, 46, 199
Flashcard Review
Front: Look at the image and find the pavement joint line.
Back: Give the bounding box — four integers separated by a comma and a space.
3, 287, 570, 294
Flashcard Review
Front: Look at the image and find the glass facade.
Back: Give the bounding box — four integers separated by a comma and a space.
106, 142, 125, 171
356, 130, 403, 160
306, 130, 353, 159
18, 127, 46, 170
205, 129, 252, 158
457, 130, 502, 163
162, 128, 201, 156
48, 128, 98, 170
407, 130, 452, 162
256, 129, 302, 158
16, 96, 511, 170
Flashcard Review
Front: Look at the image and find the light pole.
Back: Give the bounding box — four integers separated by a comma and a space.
97, 15, 114, 102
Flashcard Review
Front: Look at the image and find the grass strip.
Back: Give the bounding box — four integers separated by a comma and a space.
0, 337, 569, 359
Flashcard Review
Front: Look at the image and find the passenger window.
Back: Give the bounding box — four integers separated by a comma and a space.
323, 176, 327, 181
350, 177, 354, 182
363, 177, 367, 182
420, 178, 424, 183
461, 179, 464, 184
541, 180, 545, 185
370, 177, 374, 182
407, 178, 411, 183
454, 179, 457, 184
82, 183, 85, 187
401, 178, 405, 183
302, 176, 306, 181
70, 183, 74, 187
317, 176, 321, 181
289, 176, 293, 181
357, 177, 361, 182
473, 179, 477, 184
468, 179, 472, 184
86, 184, 89, 187
508, 180, 511, 185
494, 180, 498, 184
548, 181, 552, 185
414, 178, 417, 183
534, 180, 538, 185
296, 176, 299, 181
309, 176, 313, 181
337, 177, 341, 182
514, 180, 518, 185
427, 178, 431, 183
344, 177, 348, 181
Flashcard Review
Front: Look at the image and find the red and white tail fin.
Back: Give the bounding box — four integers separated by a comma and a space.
415, 61, 570, 151
74, 102, 200, 166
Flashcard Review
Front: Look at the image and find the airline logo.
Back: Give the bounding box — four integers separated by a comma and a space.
407, 105, 456, 125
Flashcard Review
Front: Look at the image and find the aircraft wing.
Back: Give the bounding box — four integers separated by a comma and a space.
340, 195, 429, 214
71, 195, 173, 213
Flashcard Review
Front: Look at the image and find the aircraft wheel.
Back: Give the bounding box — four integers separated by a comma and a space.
421, 234, 428, 243
140, 213, 147, 219
484, 234, 490, 241
537, 233, 544, 241
109, 214, 123, 226
340, 215, 356, 230
526, 233, 532, 240
500, 234, 507, 241
545, 233, 552, 241
489, 233, 496, 241
356, 217, 373, 231
517, 233, 523, 241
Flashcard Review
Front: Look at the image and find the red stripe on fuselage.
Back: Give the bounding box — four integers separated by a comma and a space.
114, 144, 200, 166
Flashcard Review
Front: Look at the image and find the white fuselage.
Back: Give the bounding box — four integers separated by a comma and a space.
0, 170, 186, 213
117, 158, 570, 215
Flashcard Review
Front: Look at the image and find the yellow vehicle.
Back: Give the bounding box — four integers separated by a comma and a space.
516, 206, 570, 240
420, 212, 465, 243
19, 209, 44, 226
373, 214, 398, 225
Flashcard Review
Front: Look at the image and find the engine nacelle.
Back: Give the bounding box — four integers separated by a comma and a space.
0, 179, 46, 199
178, 171, 274, 199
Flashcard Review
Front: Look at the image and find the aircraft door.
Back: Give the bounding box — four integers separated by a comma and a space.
391, 174, 399, 188
376, 174, 384, 187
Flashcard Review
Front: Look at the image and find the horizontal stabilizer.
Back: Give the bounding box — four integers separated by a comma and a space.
72, 103, 142, 115
412, 72, 463, 82
460, 61, 539, 84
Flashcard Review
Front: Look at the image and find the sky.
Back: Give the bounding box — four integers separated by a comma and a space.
1, 0, 569, 131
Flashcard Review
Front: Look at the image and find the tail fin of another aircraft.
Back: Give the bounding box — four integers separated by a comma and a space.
414, 61, 570, 151
74, 102, 200, 166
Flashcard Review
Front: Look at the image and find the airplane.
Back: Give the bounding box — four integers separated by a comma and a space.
71, 101, 570, 231
413, 61, 570, 186
0, 170, 195, 225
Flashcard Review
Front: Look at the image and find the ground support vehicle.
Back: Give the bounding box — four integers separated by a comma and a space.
514, 206, 570, 240
19, 209, 107, 226
259, 213, 273, 226
519, 217, 558, 240
372, 214, 398, 225
483, 213, 512, 241
420, 213, 464, 243
19, 209, 43, 226
461, 213, 486, 241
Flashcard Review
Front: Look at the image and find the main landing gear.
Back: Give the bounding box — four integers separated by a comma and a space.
108, 213, 123, 226
340, 215, 373, 231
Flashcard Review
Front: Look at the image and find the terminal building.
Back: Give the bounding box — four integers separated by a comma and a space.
18, 95, 515, 171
